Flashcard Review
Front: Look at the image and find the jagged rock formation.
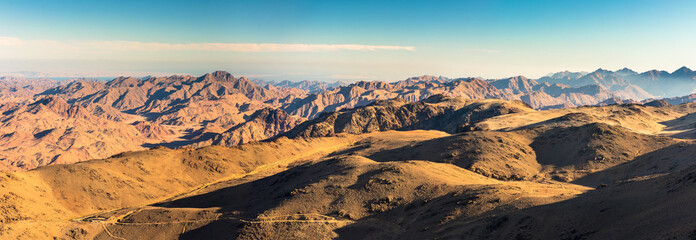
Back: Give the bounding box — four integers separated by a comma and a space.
0, 96, 170, 171
540, 67, 696, 98
131, 120, 175, 139
0, 71, 307, 170
3, 69, 696, 171
207, 107, 304, 146
133, 71, 284, 113
391, 75, 450, 87
279, 72, 657, 119
281, 78, 513, 119
282, 95, 533, 138
37, 71, 298, 146
40, 71, 288, 127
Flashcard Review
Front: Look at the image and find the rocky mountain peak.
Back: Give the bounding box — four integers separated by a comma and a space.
616, 67, 638, 76
200, 70, 236, 82
671, 66, 694, 78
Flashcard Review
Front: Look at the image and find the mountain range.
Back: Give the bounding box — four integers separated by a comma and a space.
0, 67, 695, 171
4, 93, 696, 238
537, 67, 696, 97
4, 68, 696, 238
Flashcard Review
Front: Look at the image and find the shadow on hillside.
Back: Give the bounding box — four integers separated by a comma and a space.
141, 133, 696, 239
337, 164, 696, 239
153, 159, 402, 239
155, 156, 478, 239
169, 157, 695, 239
141, 132, 218, 149
573, 142, 696, 186
155, 159, 343, 213
660, 112, 696, 139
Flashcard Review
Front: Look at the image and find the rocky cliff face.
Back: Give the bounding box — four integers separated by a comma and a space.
281, 95, 533, 139
208, 107, 304, 146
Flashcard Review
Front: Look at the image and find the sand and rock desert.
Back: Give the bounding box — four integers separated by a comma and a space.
3, 69, 696, 239
3, 1, 696, 239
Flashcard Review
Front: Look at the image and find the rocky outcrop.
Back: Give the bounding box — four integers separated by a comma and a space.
281, 95, 533, 138
208, 107, 304, 146
0, 96, 158, 171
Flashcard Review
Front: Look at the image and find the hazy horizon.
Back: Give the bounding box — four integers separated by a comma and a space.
2, 66, 693, 84
2, 0, 696, 81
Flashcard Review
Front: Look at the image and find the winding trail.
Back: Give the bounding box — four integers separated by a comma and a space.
98, 214, 354, 240
70, 142, 352, 225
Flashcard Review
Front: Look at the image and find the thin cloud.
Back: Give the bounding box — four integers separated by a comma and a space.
0, 36, 23, 46
0, 36, 415, 53
83, 41, 416, 52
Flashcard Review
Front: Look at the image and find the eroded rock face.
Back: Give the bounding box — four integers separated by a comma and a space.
131, 121, 175, 139
0, 96, 160, 171
209, 107, 304, 146
281, 95, 534, 139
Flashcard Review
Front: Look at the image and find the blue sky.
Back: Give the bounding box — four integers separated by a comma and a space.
1, 0, 695, 80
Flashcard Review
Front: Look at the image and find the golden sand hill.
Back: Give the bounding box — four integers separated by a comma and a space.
4, 98, 696, 239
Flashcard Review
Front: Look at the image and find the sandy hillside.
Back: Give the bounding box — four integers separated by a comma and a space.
4, 99, 696, 239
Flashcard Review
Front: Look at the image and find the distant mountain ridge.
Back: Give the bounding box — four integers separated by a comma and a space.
2, 68, 696, 171
538, 67, 696, 97
0, 76, 60, 103
252, 79, 347, 94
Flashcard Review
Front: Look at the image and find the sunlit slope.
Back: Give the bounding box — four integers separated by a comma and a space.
4, 102, 696, 239
0, 135, 358, 234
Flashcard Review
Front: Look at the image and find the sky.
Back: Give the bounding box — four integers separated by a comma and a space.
1, 0, 695, 81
